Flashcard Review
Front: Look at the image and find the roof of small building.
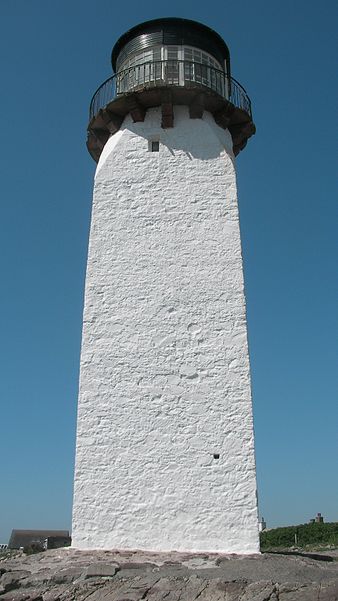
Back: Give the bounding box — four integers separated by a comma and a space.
8, 529, 70, 549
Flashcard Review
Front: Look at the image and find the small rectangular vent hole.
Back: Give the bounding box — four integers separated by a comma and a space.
213, 453, 220, 460
151, 140, 159, 152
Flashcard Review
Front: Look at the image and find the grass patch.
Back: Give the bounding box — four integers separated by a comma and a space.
260, 522, 338, 551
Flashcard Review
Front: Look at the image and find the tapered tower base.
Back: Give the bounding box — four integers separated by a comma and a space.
72, 107, 259, 553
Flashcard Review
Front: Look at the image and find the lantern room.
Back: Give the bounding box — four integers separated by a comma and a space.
87, 18, 255, 162
111, 18, 231, 98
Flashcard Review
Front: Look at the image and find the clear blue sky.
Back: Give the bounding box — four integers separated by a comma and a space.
0, 0, 337, 543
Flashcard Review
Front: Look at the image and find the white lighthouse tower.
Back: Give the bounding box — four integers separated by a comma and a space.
72, 18, 259, 554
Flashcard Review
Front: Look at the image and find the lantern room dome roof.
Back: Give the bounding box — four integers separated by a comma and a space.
111, 17, 231, 73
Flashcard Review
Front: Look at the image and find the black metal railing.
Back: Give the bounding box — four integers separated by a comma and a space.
89, 60, 252, 120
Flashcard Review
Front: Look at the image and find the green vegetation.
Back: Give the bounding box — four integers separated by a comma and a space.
260, 522, 338, 551
23, 542, 45, 555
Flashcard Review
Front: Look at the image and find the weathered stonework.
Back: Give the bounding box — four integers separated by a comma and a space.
72, 106, 259, 553
2, 548, 338, 601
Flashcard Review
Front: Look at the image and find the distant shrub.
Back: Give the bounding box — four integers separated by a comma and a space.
260, 522, 338, 550
23, 541, 45, 555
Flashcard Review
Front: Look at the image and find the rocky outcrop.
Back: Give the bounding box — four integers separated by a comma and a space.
0, 548, 337, 600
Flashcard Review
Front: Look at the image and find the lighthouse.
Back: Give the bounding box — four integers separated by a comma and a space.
72, 18, 259, 554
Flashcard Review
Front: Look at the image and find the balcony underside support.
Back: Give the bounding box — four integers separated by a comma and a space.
189, 93, 205, 119
88, 128, 109, 150
126, 94, 146, 122
214, 104, 234, 130
99, 109, 123, 134
161, 91, 174, 128
87, 85, 255, 162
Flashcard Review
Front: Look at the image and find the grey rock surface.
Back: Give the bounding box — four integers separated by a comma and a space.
0, 548, 337, 600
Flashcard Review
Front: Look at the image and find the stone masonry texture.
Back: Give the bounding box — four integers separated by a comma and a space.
72, 106, 259, 553
1, 548, 338, 601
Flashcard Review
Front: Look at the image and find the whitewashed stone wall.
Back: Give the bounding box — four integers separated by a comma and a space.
72, 106, 259, 553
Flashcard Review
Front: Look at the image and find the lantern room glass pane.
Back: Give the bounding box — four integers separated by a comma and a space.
116, 45, 226, 97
